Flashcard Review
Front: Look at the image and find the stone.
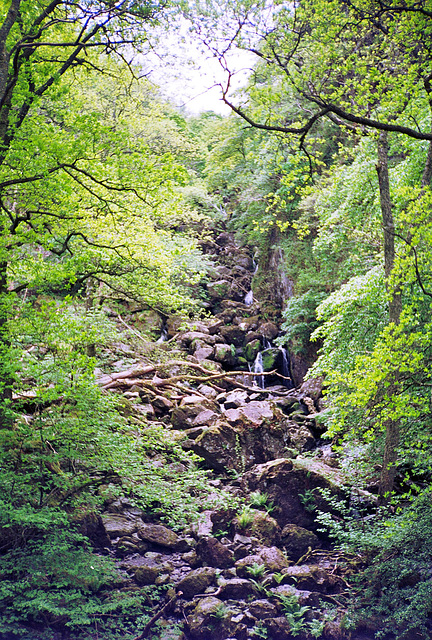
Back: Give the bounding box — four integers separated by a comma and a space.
101, 515, 137, 539
134, 564, 160, 585
261, 348, 280, 371
152, 395, 174, 413
235, 547, 288, 577
244, 339, 261, 362
208, 320, 225, 335
194, 346, 214, 361
281, 524, 320, 561
183, 550, 200, 568
177, 567, 217, 598
207, 279, 231, 301
264, 616, 294, 640
192, 410, 219, 427
225, 401, 273, 428
179, 331, 213, 347
259, 322, 279, 340
248, 600, 278, 619
196, 537, 235, 568
219, 325, 247, 347
283, 565, 339, 592
191, 423, 240, 472
218, 578, 255, 599
224, 390, 249, 409
214, 343, 238, 366
241, 458, 347, 530
187, 596, 233, 640
248, 511, 281, 546
197, 384, 218, 398
137, 523, 181, 549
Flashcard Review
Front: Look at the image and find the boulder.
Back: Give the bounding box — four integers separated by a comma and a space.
261, 348, 280, 371
137, 523, 182, 550
134, 563, 161, 586
194, 346, 215, 361
219, 325, 247, 347
225, 401, 273, 428
259, 322, 279, 340
207, 280, 231, 301
248, 600, 278, 619
241, 458, 347, 529
196, 537, 235, 568
218, 578, 255, 599
224, 390, 249, 409
214, 343, 238, 367
191, 423, 240, 472
282, 564, 340, 592
187, 596, 234, 640
281, 524, 320, 561
235, 546, 288, 577
264, 617, 295, 640
244, 339, 261, 362
101, 515, 137, 539
177, 567, 217, 598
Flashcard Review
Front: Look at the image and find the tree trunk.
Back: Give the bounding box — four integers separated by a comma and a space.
376, 132, 401, 498
0, 259, 13, 428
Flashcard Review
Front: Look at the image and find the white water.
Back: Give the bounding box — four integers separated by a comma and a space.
244, 290, 254, 305
157, 324, 169, 343
253, 352, 265, 389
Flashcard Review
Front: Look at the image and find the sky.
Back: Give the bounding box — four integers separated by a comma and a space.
144, 25, 255, 115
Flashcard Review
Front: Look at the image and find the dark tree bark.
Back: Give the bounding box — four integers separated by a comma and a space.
376, 132, 401, 498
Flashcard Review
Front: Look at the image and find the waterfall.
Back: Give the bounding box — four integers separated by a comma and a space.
157, 323, 168, 343
253, 352, 265, 389
244, 290, 254, 305
253, 259, 258, 274
279, 346, 293, 389
262, 337, 272, 350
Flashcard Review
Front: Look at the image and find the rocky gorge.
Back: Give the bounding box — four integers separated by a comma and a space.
86, 230, 378, 640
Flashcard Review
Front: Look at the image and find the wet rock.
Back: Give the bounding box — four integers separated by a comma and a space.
215, 232, 234, 246
235, 546, 288, 577
187, 596, 234, 640
281, 524, 320, 561
196, 537, 235, 568
137, 523, 183, 550
101, 515, 137, 539
177, 567, 217, 598
244, 339, 261, 361
261, 348, 280, 371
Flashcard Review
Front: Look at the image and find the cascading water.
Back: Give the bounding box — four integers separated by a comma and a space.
157, 323, 168, 343
279, 345, 293, 389
244, 290, 254, 305
253, 351, 265, 389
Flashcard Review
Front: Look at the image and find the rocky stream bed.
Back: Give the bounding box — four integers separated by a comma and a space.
88, 232, 379, 640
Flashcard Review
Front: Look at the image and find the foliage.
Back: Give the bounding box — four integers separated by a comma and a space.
278, 290, 328, 355
317, 490, 432, 639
